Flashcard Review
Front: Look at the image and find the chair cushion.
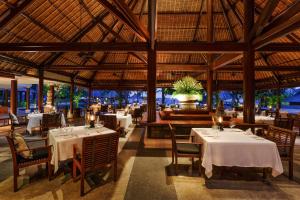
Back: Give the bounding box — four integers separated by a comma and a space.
12, 133, 32, 159
17, 148, 49, 163
177, 143, 200, 154
10, 113, 19, 125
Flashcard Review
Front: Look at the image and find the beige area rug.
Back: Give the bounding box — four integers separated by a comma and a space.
0, 124, 142, 200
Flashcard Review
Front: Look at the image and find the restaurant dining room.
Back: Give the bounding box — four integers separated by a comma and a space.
0, 0, 300, 199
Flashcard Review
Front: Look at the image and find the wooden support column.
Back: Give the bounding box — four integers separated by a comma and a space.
147, 0, 157, 122
10, 80, 17, 114
88, 86, 92, 107
38, 69, 44, 112
243, 0, 255, 123
26, 87, 30, 110
4, 89, 9, 106
276, 87, 281, 110
207, 70, 213, 111
206, 0, 213, 112
70, 78, 74, 115
49, 85, 55, 106
161, 88, 165, 105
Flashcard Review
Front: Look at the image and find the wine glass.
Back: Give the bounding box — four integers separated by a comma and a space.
229, 121, 236, 129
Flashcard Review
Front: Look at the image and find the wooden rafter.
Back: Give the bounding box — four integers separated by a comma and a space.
253, 1, 300, 48
97, 0, 149, 41
0, 0, 33, 29
220, 0, 236, 41
250, 0, 280, 39
41, 11, 110, 66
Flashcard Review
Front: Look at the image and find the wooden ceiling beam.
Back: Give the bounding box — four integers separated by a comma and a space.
0, 41, 298, 52
0, 42, 148, 52
112, 0, 149, 40
43, 64, 300, 72
20, 12, 65, 41
41, 11, 110, 66
212, 53, 242, 70
0, 53, 38, 68
97, 0, 148, 41
220, 0, 236, 41
258, 43, 300, 52
0, 0, 33, 29
253, 1, 300, 48
156, 42, 246, 52
249, 0, 280, 39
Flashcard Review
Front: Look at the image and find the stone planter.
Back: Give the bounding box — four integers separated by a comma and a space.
174, 94, 200, 110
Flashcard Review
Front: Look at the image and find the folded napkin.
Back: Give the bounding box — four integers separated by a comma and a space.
245, 128, 253, 135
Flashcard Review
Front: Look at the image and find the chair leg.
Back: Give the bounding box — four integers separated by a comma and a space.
289, 160, 293, 180
114, 160, 118, 182
73, 162, 77, 181
198, 157, 201, 176
191, 157, 194, 169
13, 168, 18, 192
171, 151, 174, 164
46, 162, 52, 181
175, 156, 178, 175
80, 174, 84, 196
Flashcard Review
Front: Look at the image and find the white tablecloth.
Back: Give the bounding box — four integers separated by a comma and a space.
104, 114, 132, 129
237, 115, 274, 124
190, 128, 283, 178
27, 113, 66, 134
49, 126, 116, 172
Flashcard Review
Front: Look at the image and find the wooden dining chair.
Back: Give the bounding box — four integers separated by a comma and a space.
72, 132, 119, 196
6, 133, 52, 192
40, 113, 61, 136
263, 125, 296, 179
168, 124, 202, 176
99, 114, 125, 137
274, 117, 294, 130
9, 113, 27, 132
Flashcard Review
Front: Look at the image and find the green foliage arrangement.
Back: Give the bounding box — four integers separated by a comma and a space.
172, 76, 203, 96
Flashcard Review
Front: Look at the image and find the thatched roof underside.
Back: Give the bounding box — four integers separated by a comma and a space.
0, 0, 299, 90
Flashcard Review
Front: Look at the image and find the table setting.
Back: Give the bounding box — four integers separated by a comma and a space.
26, 112, 66, 134
49, 124, 116, 172
190, 127, 283, 179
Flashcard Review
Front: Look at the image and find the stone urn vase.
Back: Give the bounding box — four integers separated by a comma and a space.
175, 94, 201, 110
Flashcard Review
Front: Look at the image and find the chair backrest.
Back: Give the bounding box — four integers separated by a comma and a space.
133, 108, 143, 118
81, 132, 119, 172
99, 114, 118, 130
274, 117, 294, 130
266, 125, 296, 158
168, 124, 177, 152
41, 113, 61, 129
100, 105, 108, 113
6, 135, 18, 166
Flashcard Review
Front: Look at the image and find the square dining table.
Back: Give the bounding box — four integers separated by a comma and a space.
190, 128, 283, 178
49, 126, 116, 173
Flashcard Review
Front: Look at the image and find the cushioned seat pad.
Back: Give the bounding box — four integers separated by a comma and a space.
177, 143, 199, 154
17, 148, 49, 163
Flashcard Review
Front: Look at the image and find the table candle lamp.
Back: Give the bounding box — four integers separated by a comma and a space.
90, 114, 95, 128
217, 116, 224, 131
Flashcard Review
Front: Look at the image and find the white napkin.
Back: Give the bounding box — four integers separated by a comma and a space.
245, 128, 253, 135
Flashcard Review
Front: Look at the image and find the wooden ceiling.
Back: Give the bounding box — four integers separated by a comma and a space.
0, 0, 299, 90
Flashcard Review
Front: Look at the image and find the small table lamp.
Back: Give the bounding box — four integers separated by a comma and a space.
90, 113, 95, 128
217, 116, 224, 131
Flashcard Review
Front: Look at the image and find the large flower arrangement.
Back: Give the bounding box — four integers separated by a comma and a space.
172, 76, 203, 101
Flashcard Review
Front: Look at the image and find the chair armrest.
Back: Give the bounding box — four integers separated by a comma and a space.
276, 144, 292, 148
176, 142, 202, 145
17, 145, 52, 154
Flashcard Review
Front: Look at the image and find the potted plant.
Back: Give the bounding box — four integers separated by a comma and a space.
172, 76, 203, 110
